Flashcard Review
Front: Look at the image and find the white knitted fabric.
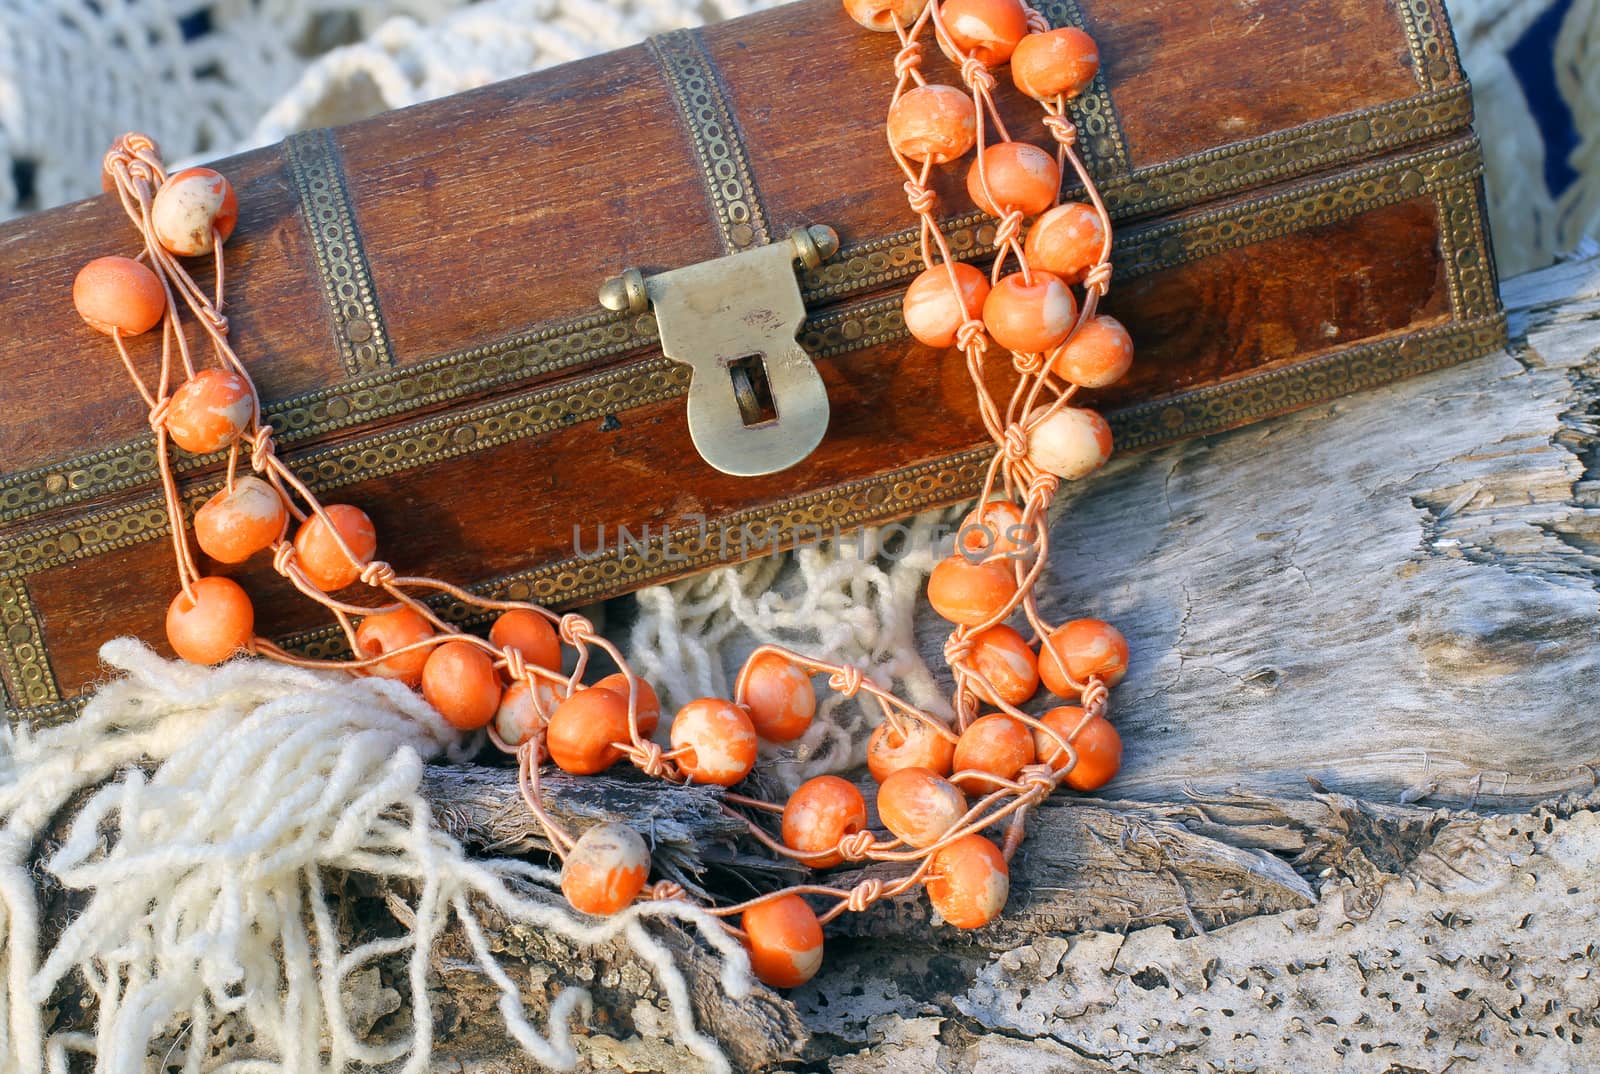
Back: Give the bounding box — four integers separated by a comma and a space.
0, 639, 751, 1073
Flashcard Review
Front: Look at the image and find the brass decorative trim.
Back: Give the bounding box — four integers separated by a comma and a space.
648, 29, 772, 254
1433, 147, 1497, 321
1034, 0, 1130, 179
284, 128, 394, 376
801, 83, 1475, 302
1397, 0, 1460, 91
1110, 315, 1506, 451
0, 577, 58, 708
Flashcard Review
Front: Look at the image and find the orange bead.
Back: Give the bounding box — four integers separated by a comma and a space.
421, 641, 502, 731
165, 576, 254, 665
967, 624, 1040, 707
194, 476, 285, 564
782, 775, 868, 867
354, 606, 436, 687
843, 0, 929, 32
1027, 406, 1112, 480
1011, 26, 1100, 99
740, 652, 816, 742
72, 256, 165, 336
670, 698, 758, 786
902, 262, 990, 349
593, 671, 661, 738
561, 822, 650, 915
958, 498, 1030, 560
1049, 315, 1133, 388
926, 834, 1009, 928
867, 718, 957, 783
982, 271, 1076, 354
1034, 706, 1122, 790
292, 504, 377, 592
742, 894, 824, 989
927, 555, 1018, 626
547, 686, 631, 774
165, 369, 252, 455
151, 167, 238, 256
967, 142, 1060, 218
939, 0, 1029, 66
494, 679, 567, 747
489, 609, 562, 673
951, 713, 1036, 793
886, 84, 978, 165
1038, 618, 1130, 697
877, 767, 968, 848
1024, 203, 1105, 285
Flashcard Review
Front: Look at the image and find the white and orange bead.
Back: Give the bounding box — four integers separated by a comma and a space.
72, 256, 165, 336
782, 775, 868, 867
966, 623, 1040, 707
292, 504, 378, 592
1026, 407, 1112, 480
926, 834, 1009, 928
165, 369, 252, 455
958, 498, 1030, 560
1039, 618, 1130, 697
740, 651, 816, 742
843, 0, 929, 32
1049, 315, 1133, 388
867, 717, 957, 782
354, 606, 436, 687
951, 713, 1036, 794
902, 262, 990, 349
983, 271, 1077, 354
877, 766, 968, 848
1010, 26, 1100, 100
561, 822, 650, 915
937, 0, 1029, 66
151, 167, 238, 256
967, 142, 1060, 218
887, 84, 978, 165
670, 698, 758, 786
194, 476, 286, 564
1024, 202, 1105, 285
927, 554, 1018, 626
547, 686, 631, 774
165, 576, 254, 666
742, 894, 824, 989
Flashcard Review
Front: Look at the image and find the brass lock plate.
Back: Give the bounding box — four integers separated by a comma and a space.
599, 226, 838, 477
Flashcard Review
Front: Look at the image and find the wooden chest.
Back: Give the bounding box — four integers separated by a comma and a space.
0, 0, 1503, 721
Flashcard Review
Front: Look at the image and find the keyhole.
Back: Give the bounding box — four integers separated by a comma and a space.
728, 353, 779, 427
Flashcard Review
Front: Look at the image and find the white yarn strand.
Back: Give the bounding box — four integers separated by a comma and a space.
0, 639, 747, 1072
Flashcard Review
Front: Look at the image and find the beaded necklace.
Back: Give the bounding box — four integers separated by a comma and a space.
71, 0, 1131, 990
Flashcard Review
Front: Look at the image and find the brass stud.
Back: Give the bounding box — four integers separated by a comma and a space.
599, 268, 648, 314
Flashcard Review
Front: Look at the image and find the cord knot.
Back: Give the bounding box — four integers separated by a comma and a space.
1019, 762, 1058, 800
828, 665, 865, 698
845, 878, 884, 913
903, 181, 937, 216
837, 830, 876, 862
893, 40, 924, 81
501, 645, 528, 685
1001, 423, 1030, 461
1083, 261, 1112, 296
359, 561, 396, 587
1080, 674, 1110, 719
650, 880, 685, 902
960, 56, 995, 93
993, 209, 1025, 252
1042, 114, 1078, 148
148, 396, 173, 434
557, 613, 594, 646
249, 425, 275, 470
955, 319, 988, 354
1026, 472, 1060, 506
1022, 4, 1052, 33
271, 542, 297, 576
628, 739, 674, 780
1012, 350, 1045, 375
943, 633, 976, 666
